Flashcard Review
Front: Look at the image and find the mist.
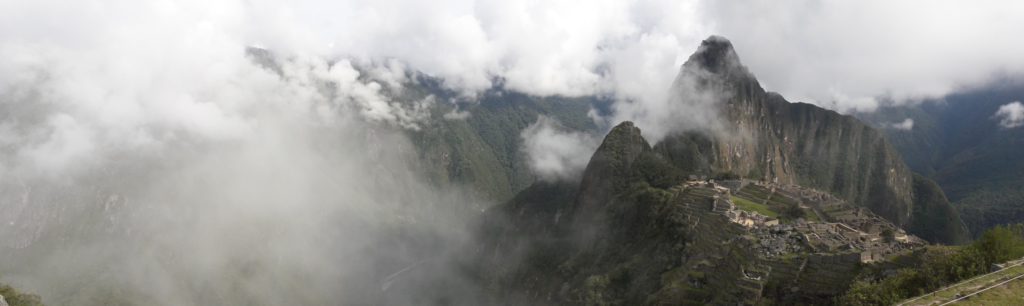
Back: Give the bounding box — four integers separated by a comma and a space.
3, 0, 1024, 304
0, 7, 487, 302
1, 111, 485, 304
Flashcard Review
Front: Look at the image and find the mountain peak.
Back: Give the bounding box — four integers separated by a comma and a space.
572, 121, 652, 219
600, 121, 647, 153
682, 35, 751, 77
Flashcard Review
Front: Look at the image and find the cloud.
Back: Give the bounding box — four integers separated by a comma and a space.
994, 101, 1024, 128
2, 0, 1024, 302
890, 118, 915, 131
521, 116, 601, 181
443, 108, 472, 120
0, 1, 484, 303
608, 56, 733, 142
2, 0, 1022, 120
702, 0, 1024, 112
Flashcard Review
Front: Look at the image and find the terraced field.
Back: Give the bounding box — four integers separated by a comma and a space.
731, 195, 778, 217
732, 184, 817, 222
900, 260, 1024, 305
955, 276, 1024, 305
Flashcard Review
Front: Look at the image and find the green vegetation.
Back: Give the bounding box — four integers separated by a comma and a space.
780, 202, 806, 220
731, 185, 815, 222
802, 208, 822, 222
839, 224, 1024, 305
406, 82, 599, 203
907, 264, 1024, 305
0, 283, 45, 306
857, 85, 1024, 239
882, 229, 895, 243
954, 274, 1024, 305
909, 175, 970, 244
731, 195, 778, 218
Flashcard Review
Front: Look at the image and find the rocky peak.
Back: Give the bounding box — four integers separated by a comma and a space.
593, 121, 649, 159
577, 121, 652, 186
677, 36, 757, 87
574, 121, 650, 206
655, 35, 968, 243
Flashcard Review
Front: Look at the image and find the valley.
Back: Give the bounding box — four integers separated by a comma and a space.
2, 2, 1022, 303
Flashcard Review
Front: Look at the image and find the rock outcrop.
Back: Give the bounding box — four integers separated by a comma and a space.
654, 36, 968, 244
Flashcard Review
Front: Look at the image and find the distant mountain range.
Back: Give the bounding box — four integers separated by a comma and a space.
5, 35, 1016, 305
465, 36, 972, 304
857, 81, 1024, 237
411, 36, 968, 244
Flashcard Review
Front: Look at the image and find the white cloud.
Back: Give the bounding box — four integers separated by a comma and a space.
890, 118, 915, 131
2, 0, 1024, 302
443, 108, 472, 120
609, 58, 732, 142
521, 116, 600, 181
994, 101, 1024, 128
1, 0, 1022, 120
703, 0, 1024, 112
0, 1, 480, 303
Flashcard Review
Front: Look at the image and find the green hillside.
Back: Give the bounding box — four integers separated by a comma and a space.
858, 81, 1024, 237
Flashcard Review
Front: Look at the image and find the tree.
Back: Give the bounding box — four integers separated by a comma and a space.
0, 284, 45, 306
781, 203, 805, 220
881, 229, 895, 243
972, 225, 1024, 265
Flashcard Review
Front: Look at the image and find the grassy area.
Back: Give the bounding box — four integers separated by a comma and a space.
904, 263, 1024, 305
802, 208, 822, 222
736, 185, 772, 200
841, 225, 1024, 305
767, 195, 798, 206
731, 195, 778, 218
958, 276, 1024, 305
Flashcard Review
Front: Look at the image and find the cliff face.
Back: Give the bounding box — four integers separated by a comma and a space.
477, 122, 761, 305
477, 122, 871, 305
855, 82, 1024, 238
654, 37, 966, 243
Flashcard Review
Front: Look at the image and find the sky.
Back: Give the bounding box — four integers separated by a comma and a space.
5, 0, 1021, 112
1, 0, 1024, 303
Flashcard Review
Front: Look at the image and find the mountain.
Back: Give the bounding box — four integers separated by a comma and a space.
856, 81, 1024, 237
474, 36, 971, 304
650, 36, 967, 244
423, 35, 967, 243
477, 121, 924, 304
405, 87, 602, 202
247, 46, 604, 204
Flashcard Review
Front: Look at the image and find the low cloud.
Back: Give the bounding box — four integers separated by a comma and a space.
994, 101, 1024, 128
704, 1, 1024, 112
890, 118, 915, 130
2, 0, 1024, 303
521, 116, 600, 182
443, 108, 472, 120
0, 1, 484, 303
609, 63, 732, 142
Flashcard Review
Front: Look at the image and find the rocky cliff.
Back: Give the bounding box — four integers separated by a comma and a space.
653, 36, 967, 244
477, 122, 887, 304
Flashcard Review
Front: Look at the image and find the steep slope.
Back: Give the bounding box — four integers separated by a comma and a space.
477, 122, 759, 305
653, 36, 968, 244
856, 82, 1024, 237
405, 87, 601, 202
245, 47, 602, 204
477, 122, 910, 305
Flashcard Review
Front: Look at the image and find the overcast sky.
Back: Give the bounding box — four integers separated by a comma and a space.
2, 1, 1024, 302
3, 0, 1022, 182
3, 0, 1023, 115
2, 0, 1023, 181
